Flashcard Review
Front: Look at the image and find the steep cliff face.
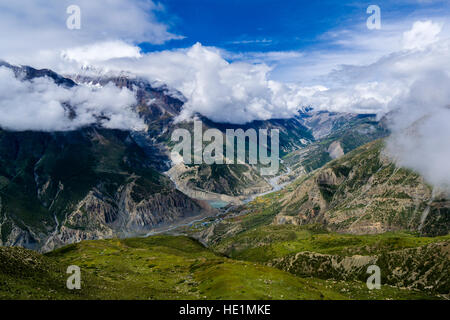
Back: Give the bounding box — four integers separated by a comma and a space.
276, 140, 449, 236
0, 128, 214, 252
40, 185, 212, 252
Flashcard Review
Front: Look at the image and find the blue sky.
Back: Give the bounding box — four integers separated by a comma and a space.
1, 0, 448, 84
141, 0, 450, 54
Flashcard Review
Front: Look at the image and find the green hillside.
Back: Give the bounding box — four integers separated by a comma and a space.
0, 235, 441, 300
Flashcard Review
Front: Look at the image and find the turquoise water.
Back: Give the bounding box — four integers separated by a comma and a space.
207, 200, 229, 209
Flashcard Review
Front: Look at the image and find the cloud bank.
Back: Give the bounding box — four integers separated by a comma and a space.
385, 73, 450, 191
72, 20, 448, 123
0, 0, 182, 68
305, 20, 450, 190
97, 43, 326, 124
61, 41, 143, 66
0, 67, 145, 132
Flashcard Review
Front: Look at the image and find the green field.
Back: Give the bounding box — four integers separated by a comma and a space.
213, 224, 450, 262
0, 234, 445, 300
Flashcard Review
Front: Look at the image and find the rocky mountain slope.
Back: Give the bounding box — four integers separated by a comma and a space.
190, 138, 449, 246
282, 113, 389, 180
276, 140, 449, 236
271, 239, 449, 293
0, 127, 214, 252
160, 111, 388, 203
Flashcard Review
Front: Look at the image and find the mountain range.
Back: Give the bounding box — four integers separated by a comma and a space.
0, 62, 448, 299
0, 62, 392, 252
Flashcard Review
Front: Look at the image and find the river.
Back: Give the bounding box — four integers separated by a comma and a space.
145, 165, 293, 236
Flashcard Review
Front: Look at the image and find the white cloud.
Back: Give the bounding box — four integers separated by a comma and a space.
224, 50, 303, 64
84, 43, 325, 124
308, 19, 450, 190
61, 18, 449, 126
0, 67, 145, 132
402, 20, 442, 50
61, 41, 143, 65
0, 0, 176, 133
229, 39, 273, 45
385, 73, 450, 191
0, 0, 182, 69
291, 20, 450, 114
270, 17, 449, 83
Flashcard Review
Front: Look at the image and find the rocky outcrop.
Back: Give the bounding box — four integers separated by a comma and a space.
271, 252, 377, 281
0, 220, 42, 251
40, 177, 215, 252
271, 241, 450, 293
